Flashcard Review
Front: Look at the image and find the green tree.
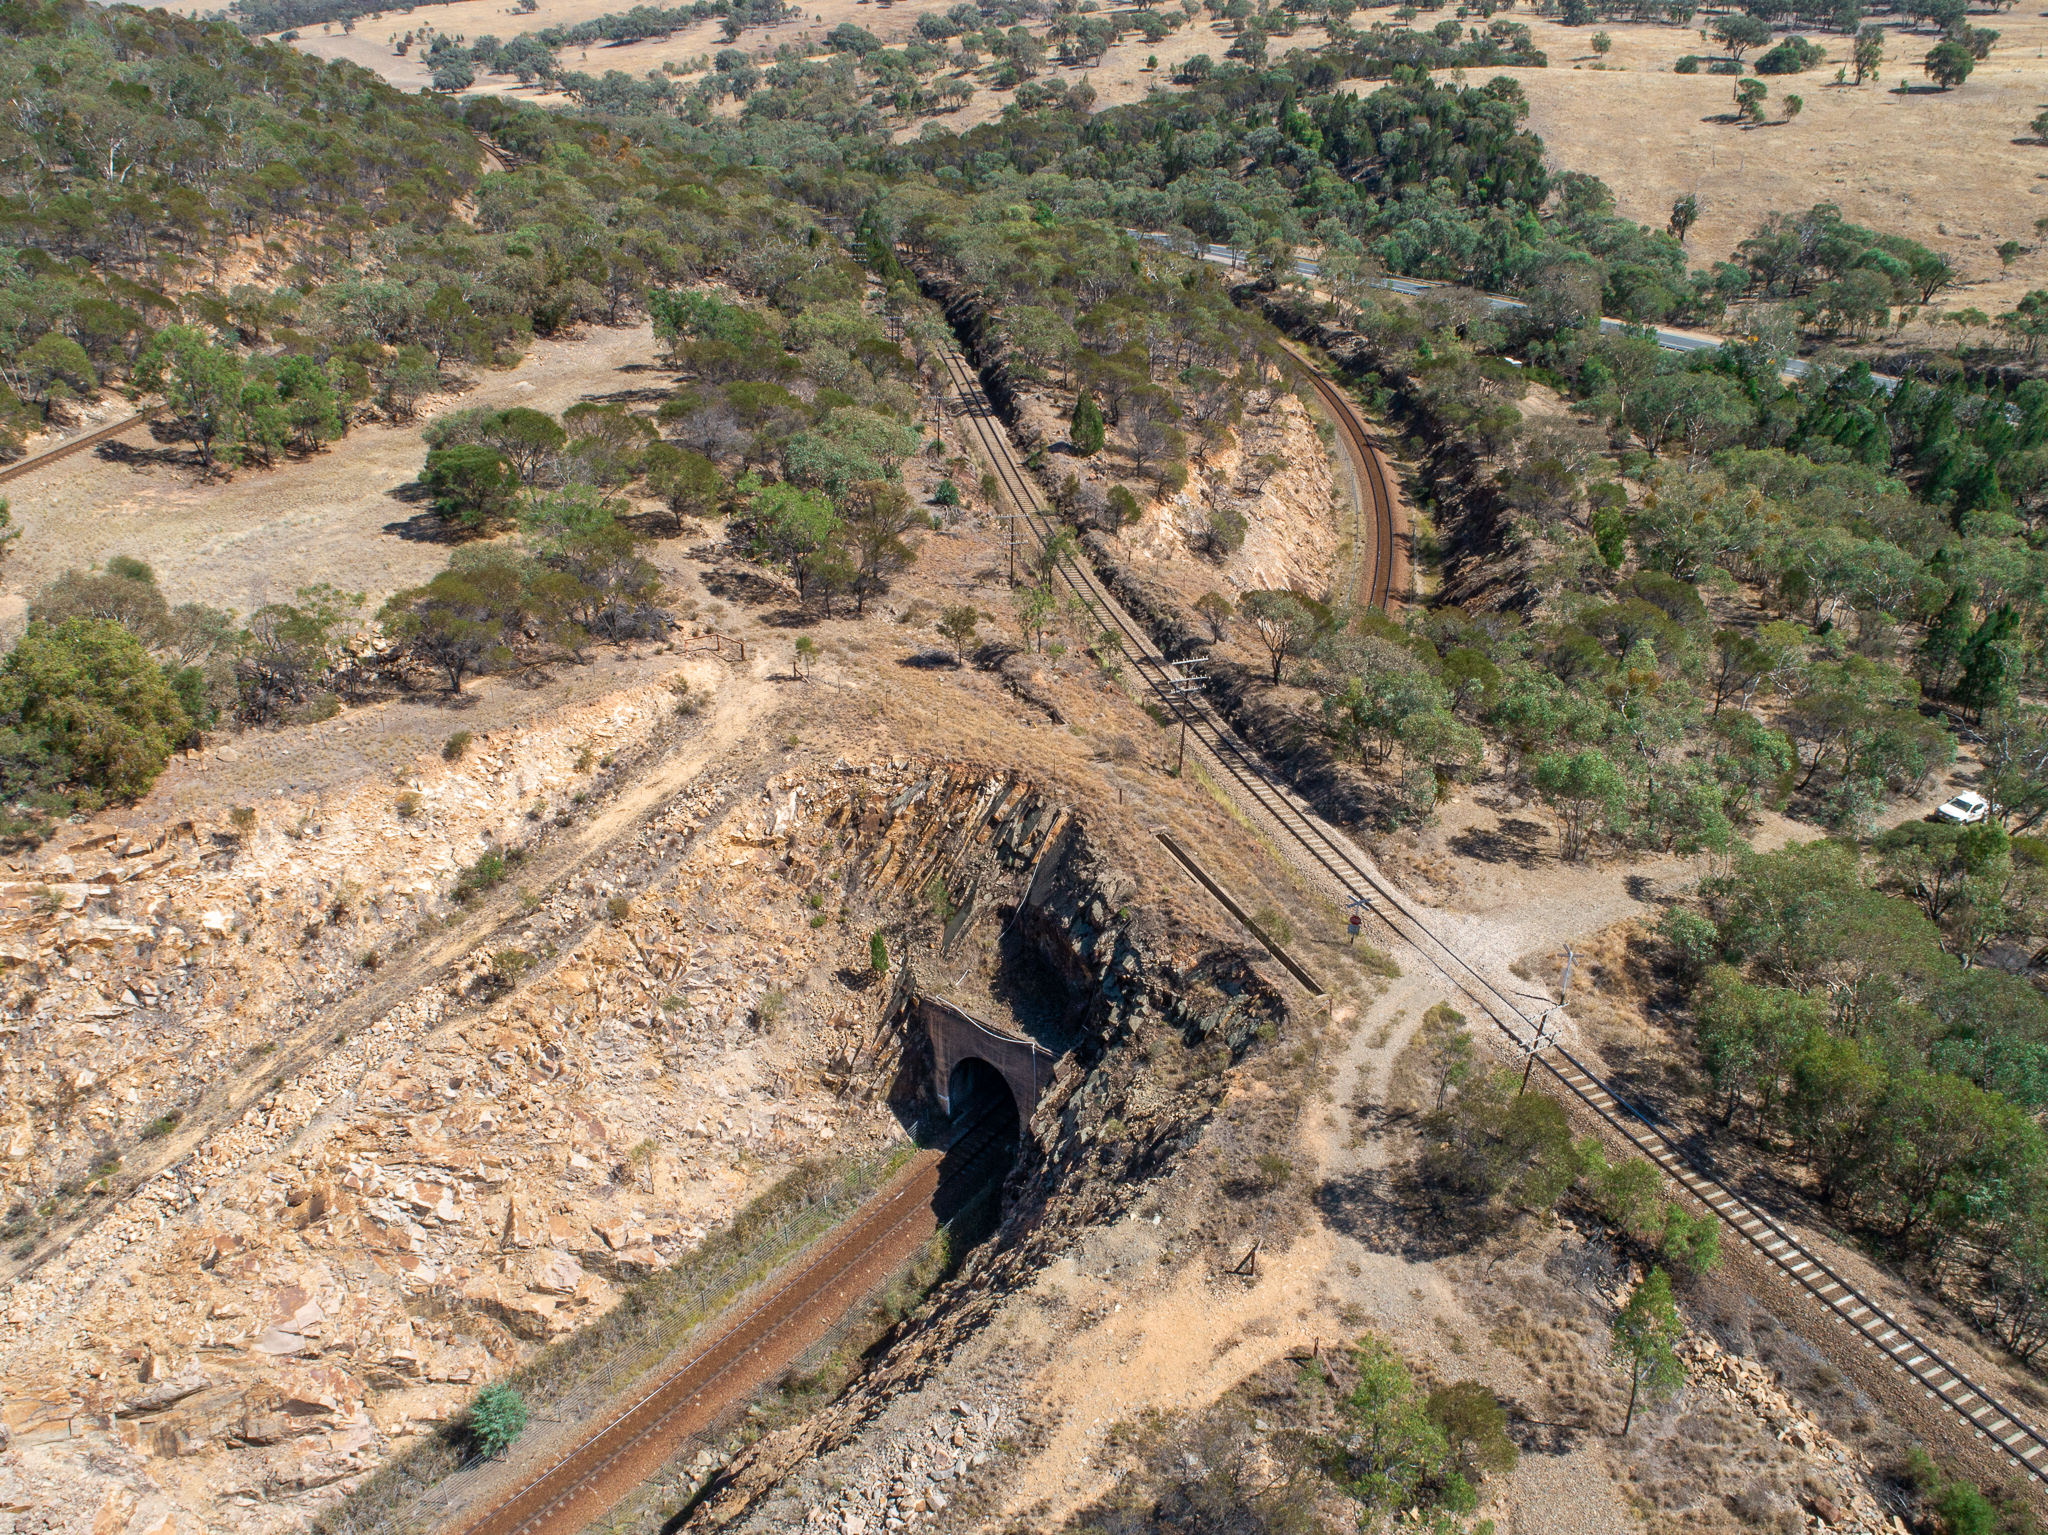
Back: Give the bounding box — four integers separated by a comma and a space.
1069, 390, 1106, 456
841, 479, 922, 613
420, 444, 520, 531
1331, 1339, 1461, 1517
644, 444, 723, 535
134, 325, 246, 469
235, 584, 360, 723
1694, 965, 1822, 1125
870, 929, 889, 974
1531, 748, 1627, 860
1852, 22, 1884, 79
1240, 589, 1330, 684
1420, 1002, 1473, 1109
0, 619, 192, 802
1611, 1268, 1685, 1434
1660, 1205, 1724, 1280
741, 478, 842, 600
467, 1383, 527, 1456
1712, 12, 1772, 55
1590, 482, 1630, 569
1920, 584, 1974, 696
1668, 193, 1700, 246
1955, 604, 2019, 720
379, 551, 525, 692
1923, 37, 1973, 87
938, 604, 979, 660
15, 333, 95, 418
1424, 1381, 1518, 1481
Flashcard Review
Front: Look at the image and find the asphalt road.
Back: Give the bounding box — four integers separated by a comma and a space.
1137, 231, 1896, 389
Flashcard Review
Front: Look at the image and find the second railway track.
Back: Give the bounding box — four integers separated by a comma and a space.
0, 408, 158, 486
1279, 338, 1397, 613
441, 1107, 1016, 1535
935, 341, 2048, 1488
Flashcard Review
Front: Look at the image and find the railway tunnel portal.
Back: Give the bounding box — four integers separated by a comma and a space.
919, 993, 1056, 1129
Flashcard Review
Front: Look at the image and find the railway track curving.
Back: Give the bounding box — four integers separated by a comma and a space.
1278, 338, 1398, 612
442, 1107, 1017, 1535
935, 342, 2048, 1487
0, 408, 158, 487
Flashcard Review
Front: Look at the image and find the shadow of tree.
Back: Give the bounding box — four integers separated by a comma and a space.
94, 439, 201, 472
1449, 816, 1549, 867
381, 506, 482, 545
1315, 1166, 1516, 1262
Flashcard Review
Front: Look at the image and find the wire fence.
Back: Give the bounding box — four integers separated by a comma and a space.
573, 1173, 1007, 1535
321, 1144, 920, 1535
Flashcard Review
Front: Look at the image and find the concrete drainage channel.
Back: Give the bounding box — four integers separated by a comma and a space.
1154, 831, 1323, 997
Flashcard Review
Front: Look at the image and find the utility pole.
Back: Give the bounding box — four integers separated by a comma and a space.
1518, 1011, 1559, 1095
1518, 945, 1574, 1094
994, 510, 1025, 587
1157, 659, 1207, 775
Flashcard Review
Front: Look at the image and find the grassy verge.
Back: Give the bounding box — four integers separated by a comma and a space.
314, 1139, 922, 1535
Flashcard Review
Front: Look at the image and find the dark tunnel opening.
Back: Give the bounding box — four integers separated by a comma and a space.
935, 1056, 1019, 1225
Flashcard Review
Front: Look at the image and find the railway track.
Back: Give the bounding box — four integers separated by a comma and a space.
935, 342, 2048, 1487
444, 1108, 1017, 1535
1279, 339, 1397, 612
0, 407, 158, 486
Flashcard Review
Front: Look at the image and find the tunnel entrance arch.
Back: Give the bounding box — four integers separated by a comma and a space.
918, 994, 1057, 1130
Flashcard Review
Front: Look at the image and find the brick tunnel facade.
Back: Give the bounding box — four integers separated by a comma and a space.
919, 994, 1057, 1126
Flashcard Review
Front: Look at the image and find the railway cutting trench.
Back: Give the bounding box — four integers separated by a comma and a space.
427, 318, 2048, 1535
929, 335, 2048, 1494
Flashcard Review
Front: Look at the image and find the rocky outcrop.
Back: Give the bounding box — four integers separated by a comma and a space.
690, 781, 1290, 1530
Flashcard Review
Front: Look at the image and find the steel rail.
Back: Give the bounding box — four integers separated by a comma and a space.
936, 342, 2048, 1485
1278, 340, 1395, 612
446, 1109, 1018, 1535
0, 408, 159, 486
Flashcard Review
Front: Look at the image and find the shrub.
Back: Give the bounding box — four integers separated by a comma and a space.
1592, 1156, 1667, 1241
452, 848, 510, 904
933, 478, 961, 507
870, 930, 889, 975
1659, 1203, 1722, 1280
1754, 35, 1825, 72
229, 806, 257, 834
1708, 56, 1742, 73
443, 730, 472, 761
394, 791, 423, 819
1674, 52, 1701, 71
0, 619, 193, 806
606, 895, 632, 922
488, 948, 533, 982
466, 1383, 528, 1457
1659, 906, 1720, 986
1252, 904, 1294, 948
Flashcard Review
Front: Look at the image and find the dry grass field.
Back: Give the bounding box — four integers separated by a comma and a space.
280, 0, 2047, 323
1448, 9, 2048, 317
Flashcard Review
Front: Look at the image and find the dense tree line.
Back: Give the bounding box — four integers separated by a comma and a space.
1664, 835, 2048, 1360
